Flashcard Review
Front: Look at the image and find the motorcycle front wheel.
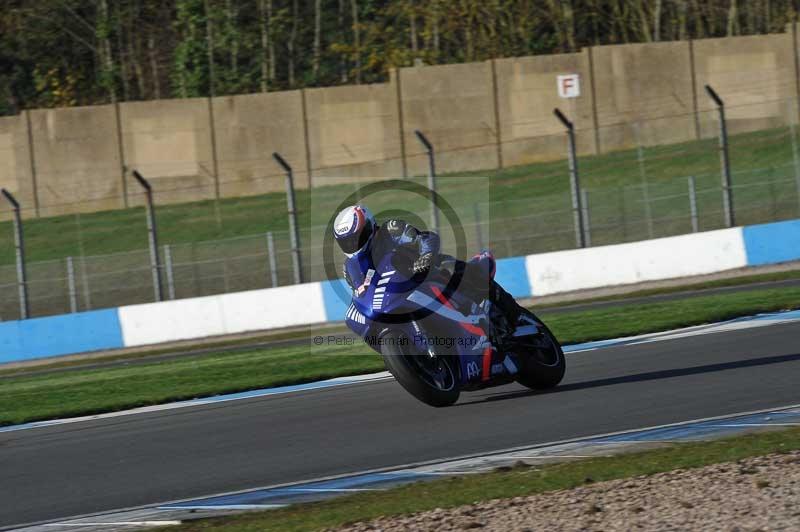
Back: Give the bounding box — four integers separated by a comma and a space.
514, 316, 566, 390
380, 330, 460, 407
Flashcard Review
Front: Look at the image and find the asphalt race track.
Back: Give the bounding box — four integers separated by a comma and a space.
2, 320, 800, 529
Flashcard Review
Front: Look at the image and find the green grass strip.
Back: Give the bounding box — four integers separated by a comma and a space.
171, 427, 800, 531
2, 124, 799, 265
1, 284, 798, 426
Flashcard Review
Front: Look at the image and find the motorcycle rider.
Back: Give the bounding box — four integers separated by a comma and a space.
332, 204, 523, 327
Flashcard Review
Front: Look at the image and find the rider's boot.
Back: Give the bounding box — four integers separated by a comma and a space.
489, 281, 523, 331
452, 255, 523, 328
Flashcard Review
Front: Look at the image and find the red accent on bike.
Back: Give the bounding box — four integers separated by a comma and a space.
430, 286, 492, 381
353, 206, 366, 231
430, 286, 484, 336
482, 347, 492, 381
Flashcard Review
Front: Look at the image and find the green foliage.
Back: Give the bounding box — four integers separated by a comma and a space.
32, 68, 80, 107
0, 1, 797, 113
173, 0, 209, 97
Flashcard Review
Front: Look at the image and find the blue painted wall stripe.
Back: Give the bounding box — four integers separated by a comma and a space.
4, 216, 800, 365
321, 279, 351, 322
321, 257, 532, 323
0, 308, 124, 363
743, 219, 800, 266
495, 256, 531, 298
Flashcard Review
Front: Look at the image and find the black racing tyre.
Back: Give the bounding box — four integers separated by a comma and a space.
380, 330, 460, 407
514, 318, 566, 390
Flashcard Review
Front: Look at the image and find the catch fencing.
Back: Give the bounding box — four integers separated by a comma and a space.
3, 94, 800, 320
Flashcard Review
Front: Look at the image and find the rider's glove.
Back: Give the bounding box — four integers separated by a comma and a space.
413, 252, 434, 275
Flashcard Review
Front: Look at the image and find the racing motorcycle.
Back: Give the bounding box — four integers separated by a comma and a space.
342, 247, 566, 407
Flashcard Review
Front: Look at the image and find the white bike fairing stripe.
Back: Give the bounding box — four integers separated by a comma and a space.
406, 291, 483, 325
513, 325, 540, 337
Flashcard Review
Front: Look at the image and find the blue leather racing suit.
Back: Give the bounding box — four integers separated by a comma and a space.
341, 219, 520, 325
342, 219, 440, 291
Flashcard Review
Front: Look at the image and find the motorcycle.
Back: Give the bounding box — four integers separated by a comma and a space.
342, 247, 566, 407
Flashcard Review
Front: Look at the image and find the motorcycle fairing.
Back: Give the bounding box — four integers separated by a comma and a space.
342, 250, 509, 386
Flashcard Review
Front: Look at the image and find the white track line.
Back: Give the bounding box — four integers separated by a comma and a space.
43, 522, 180, 527
19, 401, 800, 532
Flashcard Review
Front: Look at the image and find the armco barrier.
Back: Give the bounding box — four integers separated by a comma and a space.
0, 218, 797, 364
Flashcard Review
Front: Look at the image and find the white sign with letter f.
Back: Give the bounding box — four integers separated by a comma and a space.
557, 74, 581, 98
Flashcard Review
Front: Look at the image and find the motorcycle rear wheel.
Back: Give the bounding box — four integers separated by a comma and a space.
381, 330, 461, 407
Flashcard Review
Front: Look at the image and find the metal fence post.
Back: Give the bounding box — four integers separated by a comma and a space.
705, 85, 734, 227
688, 176, 699, 233
66, 256, 78, 313
553, 108, 586, 248
789, 99, 800, 214
163, 244, 176, 300
266, 231, 278, 288
633, 122, 654, 239
222, 255, 230, 293
272, 153, 303, 284
580, 189, 591, 247
413, 130, 439, 233
80, 255, 92, 310
473, 203, 485, 251
131, 170, 164, 302
2, 189, 29, 319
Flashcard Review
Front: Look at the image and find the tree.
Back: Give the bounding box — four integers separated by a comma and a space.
2, 0, 800, 115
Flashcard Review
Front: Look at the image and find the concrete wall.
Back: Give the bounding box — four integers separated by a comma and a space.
3, 215, 799, 364
7, 29, 800, 216
213, 90, 308, 196
399, 61, 500, 175
0, 114, 36, 219
306, 82, 404, 185
29, 105, 123, 216
120, 98, 217, 206
693, 33, 797, 137
494, 51, 596, 166
592, 41, 697, 150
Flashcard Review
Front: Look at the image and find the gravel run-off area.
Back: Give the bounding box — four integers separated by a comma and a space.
335, 451, 800, 531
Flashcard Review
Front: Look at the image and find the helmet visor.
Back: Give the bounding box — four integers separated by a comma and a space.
337, 222, 373, 254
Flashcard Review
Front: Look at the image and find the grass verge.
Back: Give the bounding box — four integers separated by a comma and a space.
532, 267, 800, 309
6, 266, 799, 377
170, 427, 800, 531
1, 284, 798, 427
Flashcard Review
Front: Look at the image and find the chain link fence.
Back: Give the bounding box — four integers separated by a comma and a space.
3, 98, 800, 320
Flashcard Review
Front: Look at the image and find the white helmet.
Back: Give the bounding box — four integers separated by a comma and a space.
333, 205, 376, 256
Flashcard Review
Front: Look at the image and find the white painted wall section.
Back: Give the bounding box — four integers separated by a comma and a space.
526, 227, 747, 296
118, 283, 328, 347
219, 283, 327, 334
119, 295, 226, 347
